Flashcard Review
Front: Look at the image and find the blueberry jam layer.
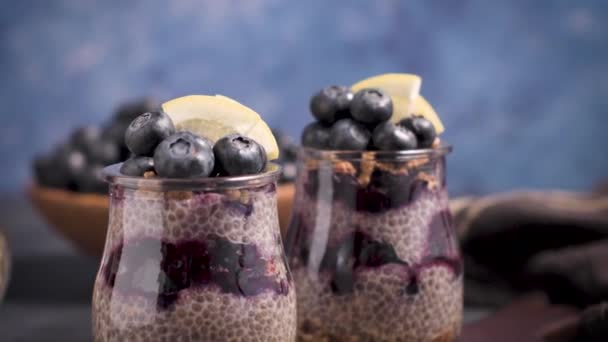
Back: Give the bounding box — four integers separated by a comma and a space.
286, 210, 461, 296
303, 167, 437, 213
102, 235, 289, 310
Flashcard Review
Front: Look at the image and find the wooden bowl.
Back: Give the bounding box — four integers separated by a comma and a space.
28, 185, 110, 256
28, 183, 296, 257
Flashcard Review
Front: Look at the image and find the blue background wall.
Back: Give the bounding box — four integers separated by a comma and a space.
1, 0, 607, 195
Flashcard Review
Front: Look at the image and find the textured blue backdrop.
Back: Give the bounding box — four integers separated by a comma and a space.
1, 0, 607, 194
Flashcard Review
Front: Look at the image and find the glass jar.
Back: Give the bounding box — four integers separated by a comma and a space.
93, 164, 296, 341
285, 147, 462, 341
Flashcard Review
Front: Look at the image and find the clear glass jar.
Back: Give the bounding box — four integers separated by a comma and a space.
284, 146, 462, 341
92, 164, 296, 342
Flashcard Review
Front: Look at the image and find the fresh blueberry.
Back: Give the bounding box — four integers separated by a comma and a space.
50, 143, 88, 191
273, 129, 299, 164
279, 162, 297, 183
125, 111, 176, 156
70, 126, 102, 156
51, 144, 82, 189
102, 121, 131, 159
398, 116, 437, 148
213, 134, 267, 176
404, 276, 420, 295
120, 156, 155, 176
160, 242, 191, 293
113, 98, 159, 125
90, 138, 121, 165
330, 269, 355, 295
328, 119, 371, 150
356, 238, 402, 267
350, 88, 393, 126
310, 85, 353, 123
324, 235, 356, 295
208, 238, 240, 272
153, 131, 215, 178
282, 144, 299, 162
372, 121, 417, 150
32, 153, 69, 189
102, 120, 127, 145
301, 122, 331, 149
76, 164, 108, 193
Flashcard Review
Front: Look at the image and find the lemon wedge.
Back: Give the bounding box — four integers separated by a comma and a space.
162, 95, 279, 160
351, 73, 444, 134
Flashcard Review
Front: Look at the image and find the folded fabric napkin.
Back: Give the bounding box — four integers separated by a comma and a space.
452, 185, 608, 341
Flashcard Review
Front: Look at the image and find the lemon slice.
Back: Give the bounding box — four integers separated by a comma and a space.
162, 95, 279, 160
351, 73, 444, 134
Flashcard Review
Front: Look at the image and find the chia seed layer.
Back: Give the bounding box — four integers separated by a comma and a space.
93, 183, 296, 341
286, 156, 462, 341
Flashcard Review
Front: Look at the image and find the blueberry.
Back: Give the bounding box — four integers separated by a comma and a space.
272, 129, 299, 169
301, 122, 331, 149
90, 139, 121, 165
209, 238, 240, 272
32, 153, 69, 189
356, 238, 402, 267
153, 131, 215, 178
213, 134, 266, 176
70, 126, 101, 156
160, 242, 191, 293
372, 121, 417, 150
282, 144, 299, 162
310, 85, 353, 123
52, 143, 88, 191
279, 162, 297, 183
272, 129, 296, 159
76, 164, 108, 193
125, 111, 176, 156
102, 120, 127, 144
398, 116, 437, 148
330, 269, 355, 295
323, 235, 356, 295
120, 156, 155, 176
113, 98, 159, 125
404, 276, 419, 295
350, 88, 393, 126
102, 121, 131, 160
328, 119, 371, 150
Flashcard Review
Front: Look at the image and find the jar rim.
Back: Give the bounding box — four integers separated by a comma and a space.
102, 162, 281, 191
300, 144, 452, 161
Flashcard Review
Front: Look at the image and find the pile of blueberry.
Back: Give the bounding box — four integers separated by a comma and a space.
272, 130, 299, 183
302, 86, 437, 151
32, 99, 158, 193
121, 111, 267, 178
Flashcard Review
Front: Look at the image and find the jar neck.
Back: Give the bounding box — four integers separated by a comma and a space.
102, 163, 281, 192
291, 150, 448, 213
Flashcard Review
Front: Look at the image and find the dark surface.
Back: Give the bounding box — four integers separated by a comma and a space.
0, 192, 488, 341
0, 193, 97, 341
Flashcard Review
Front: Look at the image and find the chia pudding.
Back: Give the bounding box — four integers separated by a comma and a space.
289, 75, 462, 341
92, 94, 296, 342
93, 166, 296, 341
285, 151, 461, 341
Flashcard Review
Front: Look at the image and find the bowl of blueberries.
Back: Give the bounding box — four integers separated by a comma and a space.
29, 98, 298, 257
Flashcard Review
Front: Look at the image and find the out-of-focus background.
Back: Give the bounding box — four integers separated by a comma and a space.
1, 0, 607, 195
1, 1, 607, 341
